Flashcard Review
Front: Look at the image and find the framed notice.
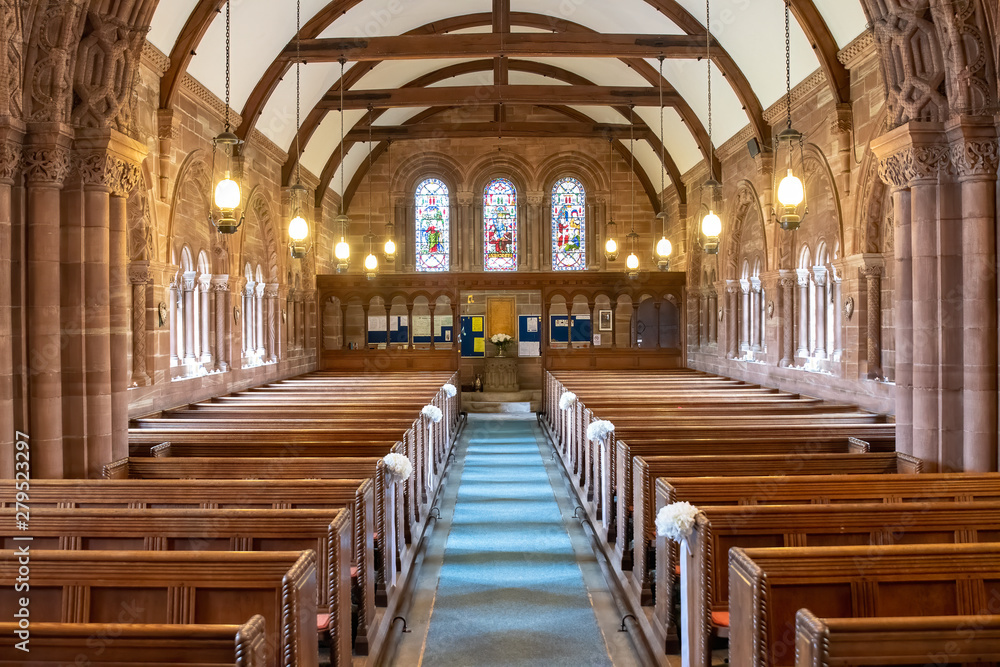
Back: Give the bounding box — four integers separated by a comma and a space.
598, 309, 613, 331
487, 296, 516, 339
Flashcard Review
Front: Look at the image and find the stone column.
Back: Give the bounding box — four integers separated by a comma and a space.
406, 302, 414, 349
863, 266, 883, 379
0, 126, 21, 468
813, 267, 827, 359
830, 268, 842, 361
948, 119, 998, 472
708, 291, 718, 344
698, 290, 708, 347
110, 173, 137, 464
739, 279, 750, 353
362, 303, 371, 348
212, 276, 230, 371
726, 282, 739, 359
23, 132, 71, 477
264, 284, 277, 362
750, 277, 762, 352
169, 279, 179, 364
429, 304, 437, 350
255, 282, 266, 358
526, 191, 544, 271
129, 263, 151, 386
295, 293, 305, 349
631, 301, 640, 348
795, 269, 810, 359
198, 275, 212, 365
182, 272, 196, 363
592, 195, 607, 270
779, 272, 795, 367
396, 196, 412, 272
457, 191, 474, 272
340, 300, 349, 350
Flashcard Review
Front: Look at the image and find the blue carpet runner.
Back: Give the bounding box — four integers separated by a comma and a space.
420, 415, 614, 666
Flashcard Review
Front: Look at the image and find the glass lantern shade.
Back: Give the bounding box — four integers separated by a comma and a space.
604, 220, 620, 261
773, 127, 807, 231
209, 131, 245, 234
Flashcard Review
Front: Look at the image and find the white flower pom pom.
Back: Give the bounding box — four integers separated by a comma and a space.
442, 383, 458, 398
558, 391, 577, 411
586, 419, 615, 442
655, 501, 700, 542
490, 333, 512, 344
383, 453, 413, 483
422, 404, 443, 423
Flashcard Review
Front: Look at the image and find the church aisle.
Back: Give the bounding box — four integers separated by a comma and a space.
390, 414, 640, 667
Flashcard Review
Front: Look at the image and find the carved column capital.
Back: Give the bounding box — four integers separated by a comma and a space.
127, 261, 151, 285
254, 283, 266, 298
779, 275, 796, 290
456, 191, 475, 206
197, 274, 212, 292
211, 275, 231, 292
795, 268, 811, 287
862, 265, 883, 279
950, 139, 998, 180
749, 277, 762, 293
264, 283, 280, 299
812, 266, 827, 287
22, 144, 71, 186
831, 102, 853, 135
0, 143, 21, 184
738, 278, 750, 294
157, 108, 179, 141
182, 270, 196, 292
526, 191, 545, 206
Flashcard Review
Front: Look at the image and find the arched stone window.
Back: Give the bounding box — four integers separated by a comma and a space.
483, 177, 517, 271
551, 177, 586, 271
415, 178, 450, 272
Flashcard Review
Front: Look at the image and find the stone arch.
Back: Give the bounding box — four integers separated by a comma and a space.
393, 150, 464, 195
167, 149, 211, 262
22, 1, 88, 123
725, 180, 766, 280
126, 158, 157, 262
535, 150, 611, 194
243, 187, 280, 284
798, 144, 845, 268
467, 151, 534, 194
854, 113, 891, 254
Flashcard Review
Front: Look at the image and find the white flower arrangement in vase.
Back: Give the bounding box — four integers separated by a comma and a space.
655, 501, 700, 543
442, 383, 457, 398
382, 452, 413, 483
490, 332, 513, 357
421, 404, 443, 423
586, 419, 615, 442
559, 391, 577, 411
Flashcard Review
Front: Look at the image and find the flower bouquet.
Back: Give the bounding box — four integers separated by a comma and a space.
490, 332, 513, 357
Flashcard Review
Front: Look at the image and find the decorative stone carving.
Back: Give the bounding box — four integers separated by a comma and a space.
1, 0, 24, 119
456, 191, 475, 206
22, 145, 71, 185
484, 357, 519, 392
24, 0, 88, 123
877, 144, 952, 187
843, 296, 855, 320
127, 263, 150, 285
0, 143, 20, 183
950, 139, 999, 178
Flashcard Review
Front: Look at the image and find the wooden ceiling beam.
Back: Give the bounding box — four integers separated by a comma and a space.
344, 121, 651, 142
317, 85, 681, 110
281, 33, 717, 62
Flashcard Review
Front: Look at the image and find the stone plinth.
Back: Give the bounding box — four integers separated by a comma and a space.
484, 357, 519, 392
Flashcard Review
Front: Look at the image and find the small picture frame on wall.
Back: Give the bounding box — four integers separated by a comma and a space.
598, 309, 613, 331
233, 306, 241, 324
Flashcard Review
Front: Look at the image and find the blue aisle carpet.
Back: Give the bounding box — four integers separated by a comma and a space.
420, 416, 614, 667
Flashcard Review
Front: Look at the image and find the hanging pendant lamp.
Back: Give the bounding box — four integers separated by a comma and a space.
208, 0, 246, 235
287, 0, 311, 259
382, 139, 397, 262
700, 0, 722, 254
653, 56, 672, 271
625, 106, 641, 279
333, 58, 351, 273
363, 106, 379, 280
604, 138, 619, 262
773, 0, 808, 231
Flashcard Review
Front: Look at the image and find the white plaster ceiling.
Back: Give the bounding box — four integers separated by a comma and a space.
149, 0, 868, 198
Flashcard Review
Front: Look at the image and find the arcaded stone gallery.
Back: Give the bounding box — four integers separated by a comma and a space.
2, 1, 1000, 665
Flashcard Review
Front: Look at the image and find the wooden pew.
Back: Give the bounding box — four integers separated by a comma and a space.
795, 610, 1000, 667
729, 543, 1000, 666
0, 507, 352, 667
0, 616, 268, 666
671, 501, 1000, 665
104, 456, 382, 480
626, 452, 915, 605
0, 550, 318, 667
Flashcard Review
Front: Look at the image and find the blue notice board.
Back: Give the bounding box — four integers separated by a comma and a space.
550, 315, 570, 343
518, 315, 541, 357
389, 316, 409, 344
571, 315, 592, 342
460, 316, 485, 357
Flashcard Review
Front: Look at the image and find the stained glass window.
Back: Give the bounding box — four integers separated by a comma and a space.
415, 178, 450, 272
483, 178, 517, 271
551, 177, 586, 270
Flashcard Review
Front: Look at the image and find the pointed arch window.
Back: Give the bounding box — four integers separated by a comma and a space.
551, 177, 586, 270
484, 177, 517, 271
415, 178, 450, 272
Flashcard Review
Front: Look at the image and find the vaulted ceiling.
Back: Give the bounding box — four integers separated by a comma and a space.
146, 0, 867, 206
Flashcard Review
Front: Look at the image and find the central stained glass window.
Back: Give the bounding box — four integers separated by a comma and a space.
415, 178, 450, 272
551, 177, 586, 270
483, 178, 517, 271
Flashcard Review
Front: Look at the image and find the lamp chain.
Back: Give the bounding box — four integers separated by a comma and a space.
629, 105, 635, 234
339, 58, 346, 215
785, 0, 792, 130
368, 106, 373, 237
294, 0, 301, 186
706, 0, 713, 179
658, 55, 665, 233
224, 0, 231, 131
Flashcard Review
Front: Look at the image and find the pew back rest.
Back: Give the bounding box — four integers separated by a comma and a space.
0, 549, 318, 667
0, 616, 268, 666
729, 543, 1000, 667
